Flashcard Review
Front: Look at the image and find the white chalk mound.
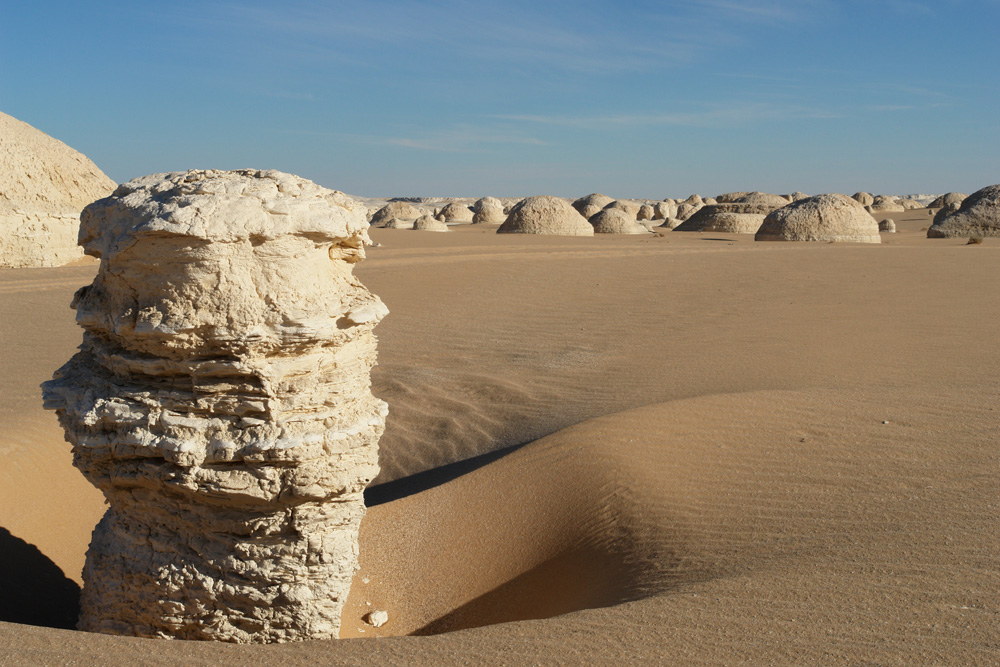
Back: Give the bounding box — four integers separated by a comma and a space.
498, 196, 594, 236
472, 197, 505, 224
43, 169, 387, 643
590, 209, 649, 234
870, 195, 904, 212
371, 201, 419, 226
436, 202, 473, 222
0, 111, 116, 267
572, 193, 614, 220
413, 214, 450, 231
755, 193, 881, 243
927, 184, 1000, 238
928, 192, 967, 209
673, 193, 787, 234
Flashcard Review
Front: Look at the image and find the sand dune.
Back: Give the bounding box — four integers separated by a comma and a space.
2, 210, 998, 663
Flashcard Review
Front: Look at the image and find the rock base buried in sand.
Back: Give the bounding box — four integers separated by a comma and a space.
42, 169, 388, 643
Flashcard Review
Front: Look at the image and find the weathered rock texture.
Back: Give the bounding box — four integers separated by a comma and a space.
590, 209, 649, 234
928, 192, 968, 209
498, 196, 594, 236
0, 111, 116, 267
435, 202, 473, 223
42, 169, 388, 643
870, 195, 904, 212
927, 184, 1000, 238
755, 193, 881, 243
673, 194, 787, 234
371, 201, 418, 226
413, 214, 450, 231
472, 200, 506, 224
572, 193, 614, 220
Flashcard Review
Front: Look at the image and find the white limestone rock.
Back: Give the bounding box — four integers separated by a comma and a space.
927, 184, 1000, 238
756, 193, 881, 243
498, 196, 594, 236
590, 209, 649, 234
42, 169, 387, 643
572, 193, 614, 220
371, 201, 419, 226
0, 111, 116, 268
435, 202, 473, 223
413, 214, 451, 231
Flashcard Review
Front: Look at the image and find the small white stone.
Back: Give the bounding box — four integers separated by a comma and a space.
364, 610, 388, 627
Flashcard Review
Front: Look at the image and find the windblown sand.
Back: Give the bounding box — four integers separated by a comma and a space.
1, 211, 997, 664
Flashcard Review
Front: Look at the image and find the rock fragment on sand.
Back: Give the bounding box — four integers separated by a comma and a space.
0, 111, 116, 268
364, 610, 389, 627
42, 169, 387, 643
878, 218, 896, 233
498, 196, 594, 236
755, 193, 881, 243
926, 184, 1000, 238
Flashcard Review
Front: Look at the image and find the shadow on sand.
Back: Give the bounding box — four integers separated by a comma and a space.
0, 526, 80, 629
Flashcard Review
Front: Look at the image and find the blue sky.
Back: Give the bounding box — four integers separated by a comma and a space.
2, 1, 998, 198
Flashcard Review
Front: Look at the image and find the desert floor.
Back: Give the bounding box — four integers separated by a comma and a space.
1, 210, 997, 665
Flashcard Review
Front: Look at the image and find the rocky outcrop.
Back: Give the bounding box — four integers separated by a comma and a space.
852, 192, 874, 207
637, 204, 654, 221
0, 111, 116, 268
755, 193, 880, 243
602, 200, 641, 218
928, 192, 967, 209
42, 169, 388, 643
927, 184, 1000, 238
371, 201, 419, 226
590, 209, 649, 234
435, 202, 473, 223
472, 197, 505, 224
572, 193, 614, 220
413, 214, 451, 231
870, 195, 904, 212
673, 193, 788, 234
498, 196, 594, 236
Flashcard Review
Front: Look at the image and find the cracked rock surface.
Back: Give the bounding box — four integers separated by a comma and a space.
43, 169, 387, 643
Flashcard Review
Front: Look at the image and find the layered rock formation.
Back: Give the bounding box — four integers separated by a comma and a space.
498, 196, 594, 236
927, 184, 1000, 238
42, 169, 388, 643
0, 111, 116, 267
673, 193, 788, 234
755, 193, 881, 243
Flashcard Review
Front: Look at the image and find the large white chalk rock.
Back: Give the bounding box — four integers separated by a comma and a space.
0, 111, 116, 267
572, 193, 614, 220
927, 184, 1000, 238
498, 196, 594, 236
755, 193, 881, 243
43, 169, 387, 643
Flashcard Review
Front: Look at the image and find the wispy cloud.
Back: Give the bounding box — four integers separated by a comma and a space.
494, 102, 841, 129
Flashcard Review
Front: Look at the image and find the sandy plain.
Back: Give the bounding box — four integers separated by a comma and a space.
0, 209, 997, 665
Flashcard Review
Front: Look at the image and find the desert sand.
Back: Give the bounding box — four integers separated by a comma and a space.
1, 209, 998, 664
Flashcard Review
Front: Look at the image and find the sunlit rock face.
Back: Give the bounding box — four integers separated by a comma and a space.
43, 169, 387, 643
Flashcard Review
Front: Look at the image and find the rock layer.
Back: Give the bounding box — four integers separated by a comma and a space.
0, 111, 116, 267
42, 169, 388, 643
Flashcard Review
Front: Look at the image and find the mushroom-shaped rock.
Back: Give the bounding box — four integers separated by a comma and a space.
928, 192, 968, 209
870, 195, 904, 212
852, 192, 875, 207
755, 193, 881, 243
637, 204, 654, 221
927, 184, 1000, 238
42, 169, 388, 643
413, 214, 451, 231
878, 218, 896, 232
498, 196, 594, 236
436, 202, 474, 223
0, 111, 116, 267
371, 201, 419, 226
472, 199, 506, 224
572, 193, 614, 220
590, 209, 650, 234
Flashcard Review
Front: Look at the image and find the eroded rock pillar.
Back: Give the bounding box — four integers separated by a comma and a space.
43, 169, 387, 643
